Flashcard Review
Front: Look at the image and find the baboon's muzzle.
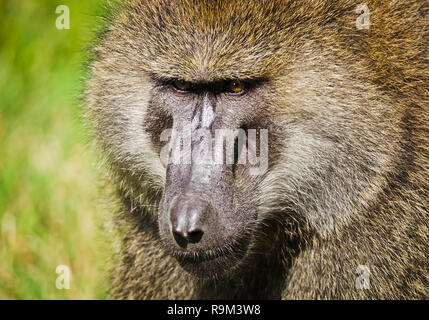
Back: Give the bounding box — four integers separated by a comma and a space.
158, 94, 248, 276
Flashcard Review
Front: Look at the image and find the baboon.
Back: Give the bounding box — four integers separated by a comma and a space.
85, 0, 428, 299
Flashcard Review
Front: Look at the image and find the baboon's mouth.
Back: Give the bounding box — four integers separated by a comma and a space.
174, 249, 230, 263
172, 244, 248, 277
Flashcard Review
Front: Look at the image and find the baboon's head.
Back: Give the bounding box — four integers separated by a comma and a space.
87, 0, 402, 278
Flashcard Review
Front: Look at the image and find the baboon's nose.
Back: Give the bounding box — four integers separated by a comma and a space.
169, 195, 213, 248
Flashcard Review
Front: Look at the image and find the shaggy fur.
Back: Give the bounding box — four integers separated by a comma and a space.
85, 0, 428, 299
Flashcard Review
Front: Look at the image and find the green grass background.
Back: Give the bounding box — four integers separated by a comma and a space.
0, 0, 113, 299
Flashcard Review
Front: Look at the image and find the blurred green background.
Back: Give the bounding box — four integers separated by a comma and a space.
0, 0, 113, 299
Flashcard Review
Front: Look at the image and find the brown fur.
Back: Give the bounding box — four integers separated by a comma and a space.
85, 0, 428, 299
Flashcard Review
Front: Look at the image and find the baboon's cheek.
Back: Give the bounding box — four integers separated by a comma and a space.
143, 104, 173, 154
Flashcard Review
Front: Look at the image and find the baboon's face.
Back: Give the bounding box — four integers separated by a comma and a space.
147, 79, 274, 276
87, 0, 401, 278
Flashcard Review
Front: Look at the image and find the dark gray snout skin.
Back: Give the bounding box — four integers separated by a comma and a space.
159, 94, 238, 260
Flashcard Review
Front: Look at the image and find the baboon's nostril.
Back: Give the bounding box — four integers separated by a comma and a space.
172, 229, 189, 248
187, 230, 204, 243
172, 228, 204, 248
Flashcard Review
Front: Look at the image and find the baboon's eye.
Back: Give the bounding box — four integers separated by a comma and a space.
172, 79, 192, 92
226, 80, 245, 94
